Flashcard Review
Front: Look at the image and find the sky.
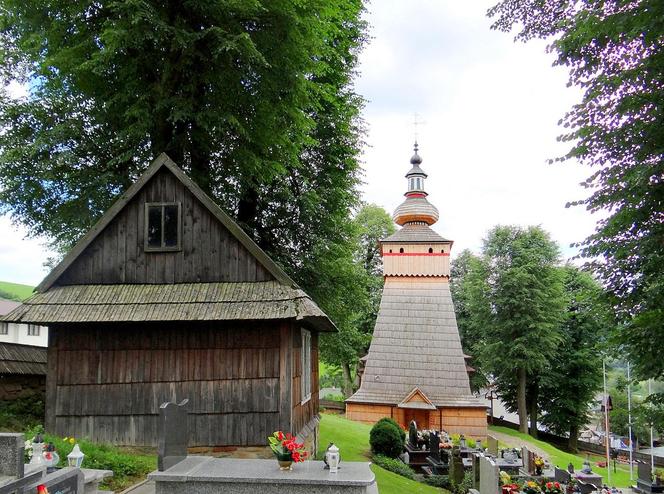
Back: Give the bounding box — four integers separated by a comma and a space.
0, 0, 599, 286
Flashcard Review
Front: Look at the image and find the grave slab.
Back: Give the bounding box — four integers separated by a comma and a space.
149, 458, 377, 494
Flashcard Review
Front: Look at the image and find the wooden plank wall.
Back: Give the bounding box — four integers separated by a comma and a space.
291, 328, 319, 434
49, 321, 282, 446
57, 168, 273, 285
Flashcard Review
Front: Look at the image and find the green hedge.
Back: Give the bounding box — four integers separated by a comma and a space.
372, 454, 415, 480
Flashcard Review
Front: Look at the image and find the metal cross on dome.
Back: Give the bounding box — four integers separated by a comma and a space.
413, 112, 426, 145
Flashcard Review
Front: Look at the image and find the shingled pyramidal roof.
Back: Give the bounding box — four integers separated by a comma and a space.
347, 144, 482, 408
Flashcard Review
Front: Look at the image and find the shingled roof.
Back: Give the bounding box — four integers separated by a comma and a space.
0, 342, 47, 375
347, 278, 483, 408
383, 223, 450, 243
3, 281, 334, 332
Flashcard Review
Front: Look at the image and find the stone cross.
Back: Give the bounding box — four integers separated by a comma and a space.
487, 435, 498, 456
158, 399, 190, 471
408, 420, 417, 448
479, 455, 500, 494
0, 433, 24, 479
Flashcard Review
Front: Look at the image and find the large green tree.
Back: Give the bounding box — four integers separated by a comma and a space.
450, 249, 488, 392
0, 0, 367, 282
487, 0, 664, 383
470, 225, 566, 434
316, 204, 394, 397
538, 266, 610, 451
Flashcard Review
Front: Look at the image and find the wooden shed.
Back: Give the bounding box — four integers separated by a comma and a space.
2, 154, 334, 448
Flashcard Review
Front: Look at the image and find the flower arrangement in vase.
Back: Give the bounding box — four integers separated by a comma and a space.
523, 480, 542, 494
541, 481, 564, 494
534, 455, 545, 476
268, 431, 308, 470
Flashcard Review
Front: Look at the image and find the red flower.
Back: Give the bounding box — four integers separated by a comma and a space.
277, 431, 284, 441
554, 482, 561, 489
287, 442, 295, 451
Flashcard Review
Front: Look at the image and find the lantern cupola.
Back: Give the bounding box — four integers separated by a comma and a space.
393, 143, 439, 226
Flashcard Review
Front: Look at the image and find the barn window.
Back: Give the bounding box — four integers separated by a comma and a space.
301, 329, 312, 403
27, 324, 40, 336
145, 203, 181, 251
0, 322, 7, 335
428, 247, 433, 253
399, 248, 404, 253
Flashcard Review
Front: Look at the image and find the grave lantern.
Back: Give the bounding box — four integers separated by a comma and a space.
67, 444, 85, 468
325, 443, 340, 474
459, 434, 466, 449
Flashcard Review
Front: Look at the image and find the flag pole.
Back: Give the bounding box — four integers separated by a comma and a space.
649, 379, 654, 474
604, 359, 611, 486
627, 362, 633, 481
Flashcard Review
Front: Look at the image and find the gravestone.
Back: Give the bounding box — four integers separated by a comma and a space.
479, 456, 500, 494
487, 435, 498, 456
408, 421, 418, 448
0, 433, 23, 479
634, 461, 664, 494
428, 431, 440, 462
471, 453, 481, 489
450, 447, 465, 487
158, 399, 190, 471
26, 467, 84, 494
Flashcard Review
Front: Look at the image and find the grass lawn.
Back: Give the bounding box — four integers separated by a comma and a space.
0, 280, 35, 300
490, 426, 634, 488
318, 413, 442, 494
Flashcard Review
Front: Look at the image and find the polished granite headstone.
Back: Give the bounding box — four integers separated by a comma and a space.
158, 399, 189, 471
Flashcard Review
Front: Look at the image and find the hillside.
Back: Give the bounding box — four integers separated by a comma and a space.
0, 281, 35, 301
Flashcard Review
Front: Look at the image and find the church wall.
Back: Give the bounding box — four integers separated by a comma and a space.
435, 407, 487, 439
345, 403, 393, 425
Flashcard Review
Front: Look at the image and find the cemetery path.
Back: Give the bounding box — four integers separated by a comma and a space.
489, 430, 550, 460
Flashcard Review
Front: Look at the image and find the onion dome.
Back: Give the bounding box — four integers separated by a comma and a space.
393, 143, 439, 226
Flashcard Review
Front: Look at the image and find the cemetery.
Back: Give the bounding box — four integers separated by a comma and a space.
0, 1, 663, 494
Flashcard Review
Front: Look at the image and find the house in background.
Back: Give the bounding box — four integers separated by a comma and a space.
0, 341, 47, 401
0, 298, 48, 347
3, 154, 334, 451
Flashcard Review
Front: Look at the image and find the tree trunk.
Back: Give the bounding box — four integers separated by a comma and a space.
517, 367, 528, 433
569, 424, 579, 453
528, 388, 538, 438
341, 362, 353, 398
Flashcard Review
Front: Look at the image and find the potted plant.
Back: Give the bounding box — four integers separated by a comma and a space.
268, 431, 308, 470
541, 481, 564, 494
523, 480, 542, 494
534, 455, 545, 476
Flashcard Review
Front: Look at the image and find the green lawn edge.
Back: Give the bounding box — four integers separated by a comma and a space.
318, 413, 442, 494
489, 426, 634, 488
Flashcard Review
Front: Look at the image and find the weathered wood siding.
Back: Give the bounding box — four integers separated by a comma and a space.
291, 329, 319, 433
57, 168, 273, 285
48, 321, 285, 446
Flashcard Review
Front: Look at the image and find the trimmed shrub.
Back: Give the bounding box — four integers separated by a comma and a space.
369, 420, 404, 458
374, 417, 406, 443
425, 474, 451, 489
372, 454, 415, 480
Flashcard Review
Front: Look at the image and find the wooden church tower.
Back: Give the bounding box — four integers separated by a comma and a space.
346, 144, 487, 439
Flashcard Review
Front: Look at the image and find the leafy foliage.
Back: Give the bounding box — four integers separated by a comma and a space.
424, 474, 451, 489
371, 454, 415, 480
316, 204, 394, 396
538, 266, 611, 450
374, 417, 406, 443
0, 1, 367, 311
459, 225, 566, 433
0, 395, 44, 431
369, 420, 404, 459
487, 0, 664, 383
